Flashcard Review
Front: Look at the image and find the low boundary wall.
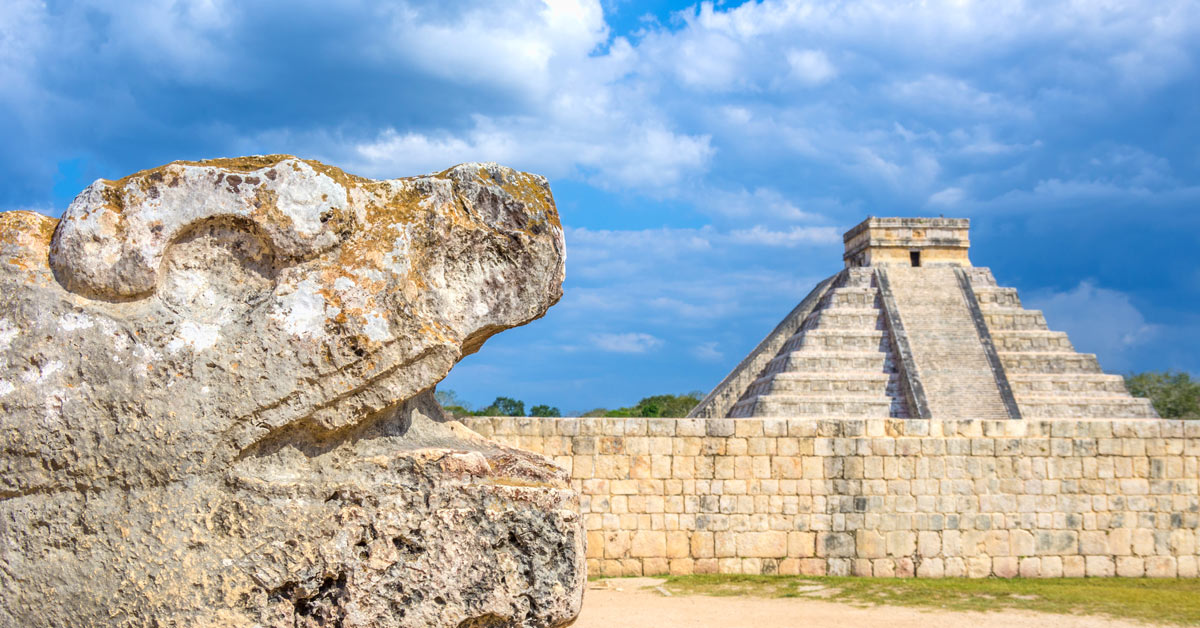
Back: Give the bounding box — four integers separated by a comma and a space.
461, 417, 1200, 578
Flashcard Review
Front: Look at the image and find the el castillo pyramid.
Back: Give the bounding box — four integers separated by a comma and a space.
691, 217, 1158, 420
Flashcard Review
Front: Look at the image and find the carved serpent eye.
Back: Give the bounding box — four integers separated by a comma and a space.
49, 157, 351, 301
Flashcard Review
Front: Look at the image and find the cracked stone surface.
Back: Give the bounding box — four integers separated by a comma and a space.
0, 156, 583, 627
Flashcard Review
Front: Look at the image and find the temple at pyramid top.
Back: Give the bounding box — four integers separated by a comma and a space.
843, 217, 971, 268
690, 217, 1158, 421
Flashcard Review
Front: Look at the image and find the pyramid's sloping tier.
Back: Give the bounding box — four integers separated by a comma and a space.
964, 267, 1158, 419
692, 266, 1158, 419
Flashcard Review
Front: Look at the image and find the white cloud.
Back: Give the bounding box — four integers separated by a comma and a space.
15, 0, 1197, 217
691, 186, 825, 222
692, 341, 723, 362
888, 75, 1031, 119
0, 0, 46, 93
379, 0, 609, 95
559, 225, 836, 334
348, 119, 713, 192
727, 225, 840, 247
1025, 281, 1159, 371
928, 187, 965, 206
787, 49, 836, 86
590, 332, 662, 353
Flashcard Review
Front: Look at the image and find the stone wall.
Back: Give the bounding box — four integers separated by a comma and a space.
461, 417, 1200, 578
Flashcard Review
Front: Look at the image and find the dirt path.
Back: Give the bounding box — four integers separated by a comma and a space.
571, 578, 1160, 628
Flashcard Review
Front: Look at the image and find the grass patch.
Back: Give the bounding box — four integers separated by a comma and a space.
662, 574, 1200, 626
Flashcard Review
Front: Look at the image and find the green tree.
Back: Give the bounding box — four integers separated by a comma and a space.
477, 396, 525, 417
1125, 371, 1200, 419
530, 404, 561, 417
602, 391, 704, 418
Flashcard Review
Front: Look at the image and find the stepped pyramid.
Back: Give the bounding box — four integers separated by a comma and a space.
691, 217, 1158, 420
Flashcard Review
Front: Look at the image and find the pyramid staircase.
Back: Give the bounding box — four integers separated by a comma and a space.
879, 266, 1014, 420
729, 268, 908, 418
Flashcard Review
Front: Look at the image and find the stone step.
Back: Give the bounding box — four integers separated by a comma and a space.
781, 329, 888, 353
982, 309, 1048, 330
972, 286, 1022, 307
989, 330, 1074, 352
801, 309, 882, 330
962, 267, 997, 286
822, 287, 879, 308
999, 352, 1102, 374
746, 372, 892, 396
763, 351, 892, 375
842, 268, 877, 287
1007, 373, 1132, 395
1016, 396, 1159, 419
730, 394, 897, 418
882, 266, 1013, 420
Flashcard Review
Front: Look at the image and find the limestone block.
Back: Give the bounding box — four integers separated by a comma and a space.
762, 419, 788, 437
887, 531, 917, 557
669, 559, 694, 576
1146, 556, 1178, 578
857, 530, 888, 559
967, 556, 992, 578
1108, 528, 1132, 556
1085, 556, 1116, 577
798, 559, 827, 576
1171, 529, 1197, 555
630, 531, 666, 558
1133, 529, 1156, 556
643, 557, 669, 575
1040, 556, 1063, 578
604, 532, 632, 558
993, 556, 1019, 578
789, 531, 817, 558
917, 558, 946, 578
825, 561, 854, 578
707, 419, 735, 437
715, 532, 737, 558
1080, 531, 1110, 556
666, 531, 690, 558
1010, 529, 1035, 556
817, 532, 856, 558
737, 532, 788, 558
1178, 556, 1199, 578
943, 557, 967, 578
1018, 557, 1041, 578
1036, 530, 1078, 555
735, 421, 764, 437
918, 531, 942, 557
1115, 556, 1145, 577
586, 531, 606, 559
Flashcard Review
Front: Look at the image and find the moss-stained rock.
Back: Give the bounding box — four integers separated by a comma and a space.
0, 156, 582, 627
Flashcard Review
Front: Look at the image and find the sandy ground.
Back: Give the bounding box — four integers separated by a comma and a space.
570, 578, 1160, 628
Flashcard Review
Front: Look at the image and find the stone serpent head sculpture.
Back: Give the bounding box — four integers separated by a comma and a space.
0, 156, 583, 627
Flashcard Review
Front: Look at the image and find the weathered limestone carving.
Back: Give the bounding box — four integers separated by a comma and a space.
0, 156, 583, 627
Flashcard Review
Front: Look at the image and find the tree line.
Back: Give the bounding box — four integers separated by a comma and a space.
1125, 371, 1199, 419
434, 390, 704, 418
435, 372, 1197, 420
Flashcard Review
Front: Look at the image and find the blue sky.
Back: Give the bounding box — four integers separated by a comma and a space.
3, 0, 1199, 413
